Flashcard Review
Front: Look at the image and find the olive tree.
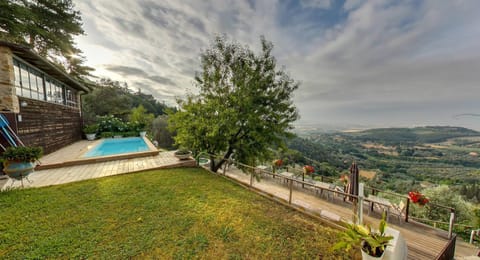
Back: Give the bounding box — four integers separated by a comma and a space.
412, 185, 474, 224
169, 36, 299, 172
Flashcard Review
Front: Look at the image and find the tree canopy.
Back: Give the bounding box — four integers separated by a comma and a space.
0, 0, 92, 77
82, 78, 172, 123
169, 36, 299, 172
129, 105, 155, 131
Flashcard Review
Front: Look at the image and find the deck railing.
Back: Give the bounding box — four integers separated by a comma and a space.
201, 154, 459, 239
435, 234, 457, 260
276, 164, 459, 239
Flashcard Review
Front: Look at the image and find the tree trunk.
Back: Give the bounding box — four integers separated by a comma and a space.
211, 147, 233, 173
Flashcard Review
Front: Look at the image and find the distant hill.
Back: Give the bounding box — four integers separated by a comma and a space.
343, 126, 480, 145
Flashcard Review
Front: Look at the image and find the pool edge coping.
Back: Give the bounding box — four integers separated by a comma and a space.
36, 137, 160, 170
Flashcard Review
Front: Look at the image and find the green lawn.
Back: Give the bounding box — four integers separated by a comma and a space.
0, 168, 346, 259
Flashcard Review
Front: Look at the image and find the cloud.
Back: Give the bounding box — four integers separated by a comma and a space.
75, 0, 480, 130
299, 0, 331, 9
105, 65, 148, 77
147, 75, 177, 86
113, 17, 146, 38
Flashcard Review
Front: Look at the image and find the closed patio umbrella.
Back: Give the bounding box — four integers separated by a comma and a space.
348, 161, 359, 198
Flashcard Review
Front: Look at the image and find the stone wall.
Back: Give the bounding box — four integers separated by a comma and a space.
0, 46, 19, 113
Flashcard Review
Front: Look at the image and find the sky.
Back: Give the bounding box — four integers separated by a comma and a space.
74, 0, 480, 130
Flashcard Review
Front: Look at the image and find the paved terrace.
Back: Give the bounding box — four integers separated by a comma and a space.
0, 140, 196, 189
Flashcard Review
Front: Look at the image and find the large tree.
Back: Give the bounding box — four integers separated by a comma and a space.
82, 79, 133, 122
169, 36, 299, 172
0, 0, 92, 77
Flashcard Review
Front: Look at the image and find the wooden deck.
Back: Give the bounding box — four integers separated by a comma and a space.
223, 166, 479, 259
1, 150, 196, 189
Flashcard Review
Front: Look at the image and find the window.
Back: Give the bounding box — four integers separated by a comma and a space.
37, 74, 45, 100
20, 65, 31, 98
30, 70, 42, 100
54, 83, 64, 104
12, 57, 79, 108
65, 88, 77, 107
45, 79, 53, 102
13, 60, 22, 96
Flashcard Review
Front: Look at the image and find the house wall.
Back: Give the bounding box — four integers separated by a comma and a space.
0, 46, 19, 113
16, 97, 82, 154
0, 45, 84, 155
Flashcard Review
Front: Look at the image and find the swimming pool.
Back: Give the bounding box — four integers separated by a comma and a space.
83, 137, 150, 157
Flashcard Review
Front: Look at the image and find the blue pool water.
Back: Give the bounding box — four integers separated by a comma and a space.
83, 137, 149, 157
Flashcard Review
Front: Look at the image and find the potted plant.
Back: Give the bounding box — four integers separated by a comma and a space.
2, 146, 43, 180
83, 124, 98, 141
408, 191, 429, 206
174, 148, 192, 160
137, 122, 147, 137
333, 213, 393, 259
272, 159, 283, 173
303, 164, 314, 178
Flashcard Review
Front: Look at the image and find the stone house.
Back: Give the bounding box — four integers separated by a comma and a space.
0, 41, 91, 154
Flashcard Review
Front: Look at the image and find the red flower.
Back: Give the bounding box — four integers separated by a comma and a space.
273, 159, 283, 167
408, 191, 429, 205
303, 165, 315, 174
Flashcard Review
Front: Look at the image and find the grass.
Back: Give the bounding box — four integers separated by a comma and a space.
0, 168, 347, 259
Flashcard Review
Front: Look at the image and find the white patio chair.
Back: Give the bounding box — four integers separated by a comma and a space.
391, 200, 406, 224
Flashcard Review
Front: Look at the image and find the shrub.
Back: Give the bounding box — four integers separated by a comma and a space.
151, 115, 175, 149
122, 131, 138, 137
411, 185, 475, 224
100, 132, 114, 138
97, 115, 127, 133
83, 124, 98, 134
2, 146, 43, 162
129, 105, 154, 131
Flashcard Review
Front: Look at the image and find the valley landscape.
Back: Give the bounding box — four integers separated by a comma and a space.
291, 126, 480, 195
